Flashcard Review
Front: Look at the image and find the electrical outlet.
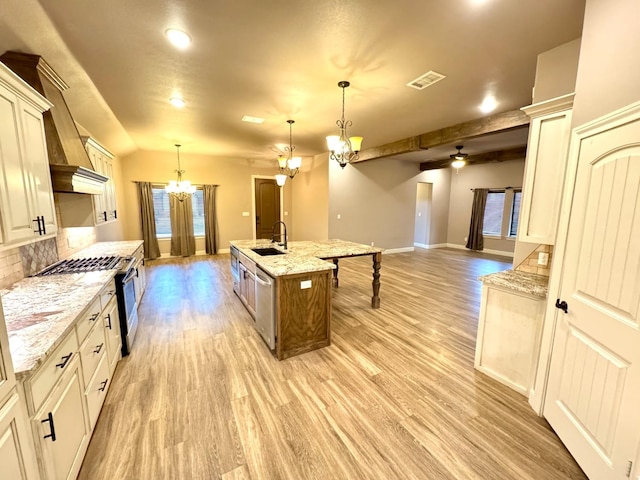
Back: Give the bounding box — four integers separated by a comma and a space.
371, 242, 375, 247
300, 280, 312, 289
242, 211, 250, 217
538, 252, 549, 266
418, 212, 422, 217
337, 214, 341, 220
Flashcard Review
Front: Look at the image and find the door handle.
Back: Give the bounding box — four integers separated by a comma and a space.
42, 412, 57, 442
555, 299, 568, 314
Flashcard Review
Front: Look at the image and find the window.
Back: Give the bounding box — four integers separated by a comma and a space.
481, 189, 521, 239
152, 186, 205, 238
509, 190, 522, 237
482, 191, 505, 236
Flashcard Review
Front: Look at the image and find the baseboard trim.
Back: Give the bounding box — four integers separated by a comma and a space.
446, 243, 514, 258
383, 247, 415, 254
414, 243, 447, 250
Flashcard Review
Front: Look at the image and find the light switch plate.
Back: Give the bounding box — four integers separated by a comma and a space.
242, 211, 250, 217
300, 280, 312, 289
538, 252, 549, 266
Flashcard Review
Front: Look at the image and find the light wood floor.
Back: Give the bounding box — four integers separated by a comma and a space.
78, 248, 587, 480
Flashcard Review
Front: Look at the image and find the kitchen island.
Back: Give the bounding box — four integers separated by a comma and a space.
230, 239, 383, 360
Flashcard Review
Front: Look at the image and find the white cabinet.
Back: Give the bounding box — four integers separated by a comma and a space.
0, 299, 38, 479
475, 283, 545, 396
85, 137, 117, 225
33, 356, 89, 480
0, 62, 57, 247
238, 253, 256, 319
0, 393, 37, 480
132, 245, 146, 305
518, 93, 574, 245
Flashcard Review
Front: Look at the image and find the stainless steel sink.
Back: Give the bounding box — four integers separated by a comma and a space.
251, 247, 286, 256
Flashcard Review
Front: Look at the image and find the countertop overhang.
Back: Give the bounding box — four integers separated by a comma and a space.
478, 269, 549, 298
230, 239, 383, 277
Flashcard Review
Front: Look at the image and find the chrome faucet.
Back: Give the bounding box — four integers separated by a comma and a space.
271, 221, 288, 250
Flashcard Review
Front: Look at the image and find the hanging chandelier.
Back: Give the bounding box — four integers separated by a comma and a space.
275, 119, 302, 186
166, 144, 196, 201
326, 81, 363, 169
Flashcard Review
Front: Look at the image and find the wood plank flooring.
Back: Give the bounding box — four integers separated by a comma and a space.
78, 248, 587, 480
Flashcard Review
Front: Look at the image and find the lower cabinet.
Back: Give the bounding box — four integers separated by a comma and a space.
103, 298, 121, 375
33, 357, 89, 480
474, 283, 545, 396
238, 254, 256, 318
85, 354, 110, 430
0, 392, 38, 480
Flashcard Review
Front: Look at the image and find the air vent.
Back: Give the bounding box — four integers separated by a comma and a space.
406, 70, 446, 90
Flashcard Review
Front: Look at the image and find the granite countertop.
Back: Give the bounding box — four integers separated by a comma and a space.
2, 270, 116, 377
230, 239, 383, 277
69, 240, 143, 259
478, 269, 549, 298
2, 240, 144, 378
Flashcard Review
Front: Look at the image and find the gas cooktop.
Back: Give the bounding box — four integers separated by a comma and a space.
35, 256, 121, 276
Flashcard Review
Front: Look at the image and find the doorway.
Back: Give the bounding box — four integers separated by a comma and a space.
252, 177, 283, 240
414, 182, 433, 248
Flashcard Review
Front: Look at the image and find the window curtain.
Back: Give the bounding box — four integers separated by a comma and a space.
136, 181, 161, 259
466, 188, 489, 251
203, 185, 219, 255
169, 195, 196, 257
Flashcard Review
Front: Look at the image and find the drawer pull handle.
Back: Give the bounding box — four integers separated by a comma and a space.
103, 211, 108, 221
99, 379, 108, 392
40, 216, 46, 235
90, 313, 99, 322
106, 313, 112, 330
93, 343, 104, 354
55, 353, 73, 369
42, 412, 57, 442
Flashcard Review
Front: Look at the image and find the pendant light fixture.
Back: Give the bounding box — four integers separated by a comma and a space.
450, 145, 468, 172
326, 81, 363, 168
166, 144, 196, 201
275, 120, 302, 186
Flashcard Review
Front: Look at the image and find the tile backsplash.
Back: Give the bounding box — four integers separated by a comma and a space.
20, 238, 58, 277
0, 204, 97, 288
515, 244, 554, 277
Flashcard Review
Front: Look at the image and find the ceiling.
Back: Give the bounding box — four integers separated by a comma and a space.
0, 0, 585, 164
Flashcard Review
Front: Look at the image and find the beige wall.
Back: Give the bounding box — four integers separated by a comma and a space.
119, 149, 294, 252
447, 159, 526, 254
291, 153, 329, 241
572, 0, 640, 127
532, 38, 581, 104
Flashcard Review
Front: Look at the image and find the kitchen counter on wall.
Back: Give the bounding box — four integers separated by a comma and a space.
2, 270, 115, 377
69, 240, 144, 259
478, 269, 549, 298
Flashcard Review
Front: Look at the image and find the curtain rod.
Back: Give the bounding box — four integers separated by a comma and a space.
131, 181, 220, 187
470, 186, 521, 191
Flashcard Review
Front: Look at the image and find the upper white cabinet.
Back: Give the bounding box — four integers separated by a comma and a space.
85, 137, 117, 225
518, 93, 574, 245
0, 62, 57, 247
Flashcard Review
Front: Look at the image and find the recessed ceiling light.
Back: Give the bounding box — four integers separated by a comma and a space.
241, 115, 265, 124
480, 96, 497, 113
169, 97, 186, 108
165, 28, 192, 49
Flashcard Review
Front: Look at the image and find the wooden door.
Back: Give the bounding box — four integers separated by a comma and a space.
544, 108, 640, 479
254, 178, 280, 239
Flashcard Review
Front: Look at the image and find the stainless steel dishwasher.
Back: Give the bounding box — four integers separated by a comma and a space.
255, 266, 276, 349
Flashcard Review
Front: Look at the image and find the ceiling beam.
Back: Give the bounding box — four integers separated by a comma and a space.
352, 109, 530, 164
419, 146, 527, 171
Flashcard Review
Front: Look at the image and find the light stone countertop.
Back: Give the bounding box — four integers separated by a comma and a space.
230, 239, 383, 277
69, 240, 143, 259
2, 270, 116, 377
2, 240, 144, 378
478, 269, 549, 298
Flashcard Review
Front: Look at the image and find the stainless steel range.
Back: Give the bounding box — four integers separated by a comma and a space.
35, 255, 138, 356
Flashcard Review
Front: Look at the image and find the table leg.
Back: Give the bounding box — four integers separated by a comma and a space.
371, 252, 381, 308
332, 259, 339, 287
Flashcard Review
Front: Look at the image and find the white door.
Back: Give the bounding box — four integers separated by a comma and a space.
544, 107, 640, 479
414, 182, 432, 247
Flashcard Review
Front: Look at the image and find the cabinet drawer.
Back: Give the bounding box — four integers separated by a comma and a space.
79, 323, 106, 384
100, 280, 116, 312
28, 331, 78, 414
85, 352, 110, 430
75, 297, 102, 344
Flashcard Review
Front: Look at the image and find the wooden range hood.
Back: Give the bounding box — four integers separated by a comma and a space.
0, 51, 107, 194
